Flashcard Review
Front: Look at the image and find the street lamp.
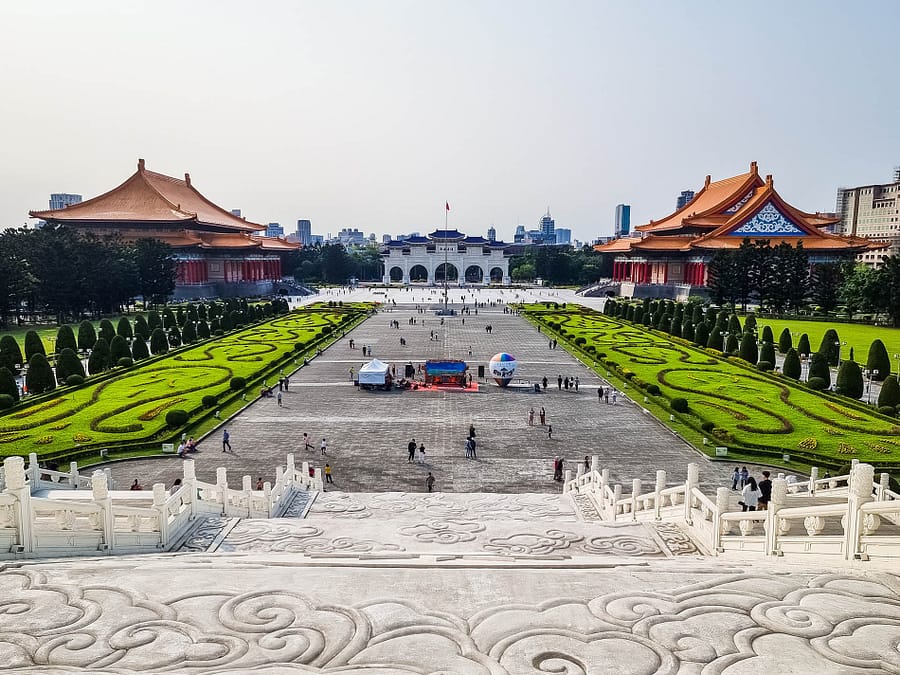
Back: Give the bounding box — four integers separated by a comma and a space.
835, 340, 847, 367
865, 368, 880, 404
801, 354, 809, 381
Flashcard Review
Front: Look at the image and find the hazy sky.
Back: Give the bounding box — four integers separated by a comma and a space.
2, 0, 898, 242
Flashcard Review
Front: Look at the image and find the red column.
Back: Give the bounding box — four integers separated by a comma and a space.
663, 262, 669, 284
613, 262, 619, 280
686, 263, 693, 285
698, 263, 706, 286
276, 259, 282, 279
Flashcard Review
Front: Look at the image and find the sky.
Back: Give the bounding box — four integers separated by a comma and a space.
1, 0, 899, 243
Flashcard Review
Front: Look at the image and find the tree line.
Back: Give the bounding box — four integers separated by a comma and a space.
0, 225, 176, 327
508, 246, 609, 285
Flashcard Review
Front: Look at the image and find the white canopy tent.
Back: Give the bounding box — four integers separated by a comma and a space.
358, 359, 390, 385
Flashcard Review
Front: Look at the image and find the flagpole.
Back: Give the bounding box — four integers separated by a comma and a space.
443, 201, 449, 314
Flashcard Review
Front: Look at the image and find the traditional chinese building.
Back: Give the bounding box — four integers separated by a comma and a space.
595, 162, 884, 298
382, 230, 511, 285
30, 159, 298, 299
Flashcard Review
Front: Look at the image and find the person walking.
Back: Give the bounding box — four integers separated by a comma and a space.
303, 433, 314, 451
539, 407, 546, 425
611, 390, 618, 405
557, 375, 563, 390
468, 424, 476, 440
547, 424, 553, 439
222, 429, 231, 452
276, 391, 283, 407
604, 387, 610, 404
408, 438, 417, 463
321, 438, 328, 456
469, 436, 477, 459
740, 476, 760, 512
598, 387, 602, 403
465, 436, 473, 459
542, 376, 548, 391
574, 376, 579, 392
255, 477, 264, 490
528, 408, 535, 426
417, 443, 426, 464
739, 466, 749, 488
730, 467, 741, 490
324, 463, 334, 484
583, 456, 590, 471
425, 472, 435, 492
757, 471, 772, 510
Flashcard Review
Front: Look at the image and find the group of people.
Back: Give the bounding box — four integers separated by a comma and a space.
407, 438, 427, 464
177, 435, 198, 458
556, 374, 579, 391
597, 387, 617, 404
731, 467, 773, 512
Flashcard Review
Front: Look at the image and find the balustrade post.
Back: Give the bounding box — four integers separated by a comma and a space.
631, 479, 641, 521
878, 473, 890, 501
600, 468, 609, 505
563, 470, 572, 493
152, 483, 169, 548
4, 457, 33, 554
714, 487, 730, 552
92, 470, 114, 554
27, 453, 40, 488
301, 462, 310, 488
104, 468, 114, 490
684, 463, 699, 525
590, 455, 599, 475
182, 460, 196, 517
242, 475, 253, 517
69, 461, 79, 489
314, 467, 324, 491
612, 484, 622, 522
576, 463, 584, 480
766, 478, 788, 556
808, 466, 818, 495
216, 467, 228, 516
845, 463, 874, 560
264, 482, 272, 517
286, 454, 296, 488
654, 470, 666, 520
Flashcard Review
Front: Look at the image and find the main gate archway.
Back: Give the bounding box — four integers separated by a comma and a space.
489, 267, 504, 283
409, 265, 428, 283
389, 266, 403, 282
434, 263, 459, 283
465, 265, 484, 283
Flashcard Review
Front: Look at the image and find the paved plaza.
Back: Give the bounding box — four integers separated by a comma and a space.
101, 288, 748, 493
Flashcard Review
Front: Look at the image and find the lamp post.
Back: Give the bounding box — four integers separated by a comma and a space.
835, 340, 847, 367
894, 353, 900, 377
47, 336, 57, 367
865, 368, 880, 404
801, 354, 809, 381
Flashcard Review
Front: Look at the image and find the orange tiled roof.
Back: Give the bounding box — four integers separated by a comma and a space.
30, 159, 264, 233
150, 230, 299, 251
593, 237, 641, 253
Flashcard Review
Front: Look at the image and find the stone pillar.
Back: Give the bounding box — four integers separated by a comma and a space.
263, 482, 273, 517
631, 479, 642, 521
286, 454, 296, 488
654, 470, 666, 520
714, 487, 731, 551
216, 467, 229, 515
808, 466, 818, 495
563, 470, 572, 492
590, 455, 599, 475
878, 473, 890, 501
69, 461, 79, 489
152, 483, 169, 548
92, 470, 114, 554
4, 457, 33, 553
242, 475, 253, 517
766, 478, 788, 556
27, 452, 40, 487
576, 463, 584, 479
612, 484, 622, 522
845, 463, 874, 560
684, 463, 699, 525
301, 461, 310, 488
182, 459, 196, 516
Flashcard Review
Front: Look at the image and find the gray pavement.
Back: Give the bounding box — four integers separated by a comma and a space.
99, 293, 748, 493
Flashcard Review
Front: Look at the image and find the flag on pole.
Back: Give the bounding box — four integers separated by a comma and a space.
446, 201, 450, 212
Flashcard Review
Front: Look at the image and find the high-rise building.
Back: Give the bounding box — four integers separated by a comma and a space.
835, 166, 900, 265
487, 226, 496, 242
614, 204, 631, 237
296, 219, 312, 245
230, 208, 242, 217
555, 228, 571, 245
49, 193, 82, 210
514, 225, 526, 243
266, 222, 284, 238
539, 210, 555, 239
676, 190, 696, 209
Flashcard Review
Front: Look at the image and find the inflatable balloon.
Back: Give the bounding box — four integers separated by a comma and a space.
489, 352, 518, 387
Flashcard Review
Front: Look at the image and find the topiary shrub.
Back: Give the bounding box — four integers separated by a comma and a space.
818, 328, 841, 366
0, 366, 19, 401
66, 374, 84, 386
835, 359, 863, 399
182, 322, 197, 344
807, 376, 828, 391
56, 325, 78, 353
202, 394, 218, 408
98, 319, 116, 345
671, 397, 689, 413
24, 330, 46, 361
165, 409, 189, 428
782, 348, 801, 380
134, 315, 151, 340
230, 376, 247, 391
760, 342, 776, 367
878, 405, 896, 416
797, 333, 811, 357
116, 317, 133, 340
131, 337, 149, 361
56, 347, 85, 384
744, 313, 757, 332
701, 420, 715, 432
0, 335, 23, 374
778, 328, 792, 354
725, 333, 739, 355
109, 335, 131, 363
26, 353, 55, 394
77, 320, 97, 351
878, 374, 900, 408
150, 328, 168, 355
168, 326, 182, 347
757, 360, 774, 372
213, 329, 224, 336
693, 322, 710, 347
574, 336, 586, 345
808, 352, 831, 388
88, 338, 110, 375
646, 384, 661, 395
761, 325, 774, 344
866, 338, 891, 381
117, 357, 134, 368
0, 394, 14, 409
197, 320, 211, 340
739, 331, 758, 364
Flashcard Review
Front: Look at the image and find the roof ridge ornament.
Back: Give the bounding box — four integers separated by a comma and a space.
184, 173, 191, 186
138, 158, 145, 171
750, 161, 758, 175
704, 175, 711, 187
766, 174, 774, 188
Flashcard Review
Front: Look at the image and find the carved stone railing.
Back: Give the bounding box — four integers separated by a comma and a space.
0, 452, 325, 558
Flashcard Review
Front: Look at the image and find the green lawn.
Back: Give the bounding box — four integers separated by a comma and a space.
523, 304, 899, 469
0, 304, 370, 458
755, 317, 900, 368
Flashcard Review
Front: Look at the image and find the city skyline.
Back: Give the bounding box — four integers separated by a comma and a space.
2, 1, 898, 242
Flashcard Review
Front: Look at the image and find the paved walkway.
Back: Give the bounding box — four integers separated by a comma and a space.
99, 290, 749, 494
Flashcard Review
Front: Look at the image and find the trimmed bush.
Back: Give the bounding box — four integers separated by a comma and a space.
134, 315, 151, 340
196, 320, 210, 340
150, 328, 168, 355
148, 311, 162, 331
116, 317, 133, 340
0, 366, 19, 401
878, 374, 900, 408
646, 384, 661, 395
782, 348, 801, 380
117, 357, 134, 368
671, 397, 689, 413
165, 409, 190, 428
182, 322, 197, 344
739, 332, 758, 364
56, 347, 85, 384
760, 342, 776, 367
230, 376, 247, 391
66, 374, 84, 386
26, 353, 55, 394
0, 335, 23, 373
757, 360, 774, 372
818, 328, 840, 366
168, 326, 182, 347
727, 314, 742, 335
202, 394, 218, 408
131, 337, 150, 361
701, 420, 715, 432
778, 328, 792, 354
835, 360, 864, 399
808, 352, 831, 388
109, 335, 131, 363
744, 314, 757, 332
866, 338, 890, 381
807, 376, 828, 391
98, 319, 116, 345
797, 333, 811, 357
88, 338, 110, 375
761, 325, 774, 344
725, 333, 739, 355
78, 320, 97, 350
24, 330, 46, 361
682, 321, 695, 342
706, 327, 724, 351
56, 325, 77, 353
0, 394, 14, 409
878, 405, 896, 416
163, 309, 177, 329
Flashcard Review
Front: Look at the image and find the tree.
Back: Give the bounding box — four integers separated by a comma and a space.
810, 263, 843, 312
783, 348, 802, 380
839, 263, 883, 319
744, 313, 757, 333
134, 238, 176, 305
109, 335, 131, 363
56, 347, 85, 383
56, 325, 77, 353
148, 311, 162, 332
134, 315, 150, 340
88, 338, 110, 374
131, 336, 150, 361
739, 332, 759, 364
77, 320, 97, 351
182, 322, 197, 344
878, 375, 900, 408
760, 342, 776, 367
707, 250, 742, 310
808, 352, 831, 388
0, 366, 18, 401
835, 360, 864, 399
761, 326, 774, 344
727, 314, 742, 335
24, 330, 46, 362
26, 353, 55, 394
98, 319, 115, 345
694, 322, 710, 346
117, 317, 133, 339
707, 326, 724, 351
818, 328, 841, 366
0, 335, 23, 373
866, 339, 891, 381
150, 328, 168, 355
797, 333, 811, 357
778, 328, 792, 354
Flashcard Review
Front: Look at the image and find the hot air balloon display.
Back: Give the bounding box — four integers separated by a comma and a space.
488, 352, 518, 387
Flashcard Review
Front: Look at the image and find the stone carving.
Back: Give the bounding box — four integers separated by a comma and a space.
279, 489, 316, 518
482, 529, 583, 555
653, 523, 700, 556
571, 493, 602, 522
220, 520, 404, 554
1, 567, 899, 673
398, 519, 485, 544
580, 534, 662, 556
177, 516, 233, 553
